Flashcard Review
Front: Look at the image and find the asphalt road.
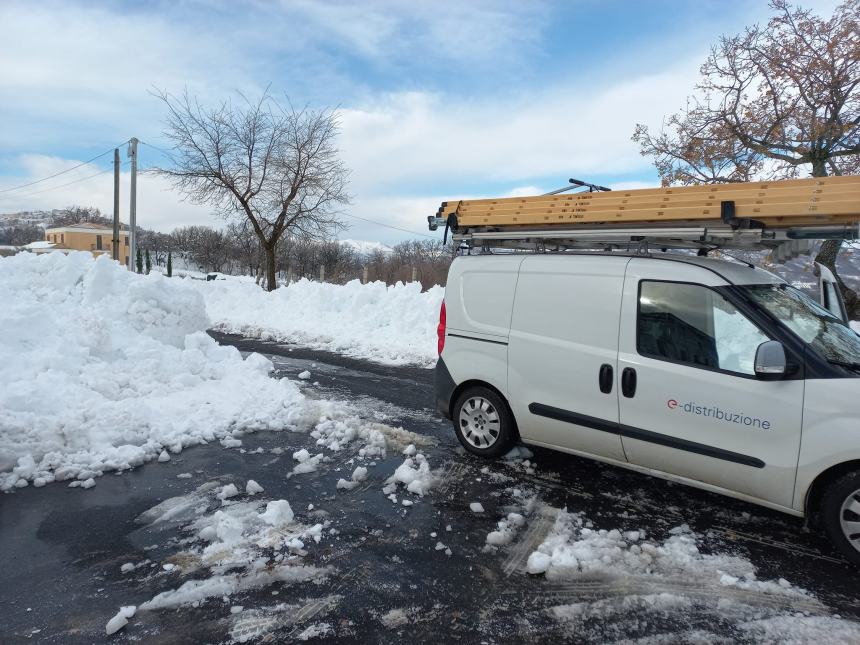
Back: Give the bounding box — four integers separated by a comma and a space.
1, 332, 858, 644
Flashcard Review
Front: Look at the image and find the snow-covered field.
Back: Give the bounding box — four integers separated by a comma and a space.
190, 276, 443, 366
0, 252, 321, 491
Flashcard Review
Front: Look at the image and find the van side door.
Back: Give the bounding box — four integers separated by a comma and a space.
616, 258, 804, 509
508, 255, 628, 462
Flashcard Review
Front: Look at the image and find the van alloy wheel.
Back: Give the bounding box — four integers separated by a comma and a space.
451, 386, 517, 458
820, 470, 860, 566
458, 396, 500, 448
839, 489, 860, 554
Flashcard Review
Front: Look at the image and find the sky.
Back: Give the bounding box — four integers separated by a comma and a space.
0, 0, 843, 244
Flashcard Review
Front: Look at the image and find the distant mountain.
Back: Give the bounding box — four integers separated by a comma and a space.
339, 239, 393, 256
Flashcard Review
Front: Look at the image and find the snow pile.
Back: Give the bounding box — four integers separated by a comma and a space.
192, 277, 444, 366
0, 252, 308, 491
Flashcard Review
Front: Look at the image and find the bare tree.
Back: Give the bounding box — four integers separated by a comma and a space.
154, 89, 349, 291
633, 0, 860, 311
49, 205, 110, 229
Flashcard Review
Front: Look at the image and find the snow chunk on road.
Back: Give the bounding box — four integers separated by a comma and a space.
469, 502, 485, 513
336, 466, 369, 491
289, 452, 324, 476
157, 450, 171, 463
297, 370, 311, 380
0, 252, 308, 491
192, 276, 444, 367
486, 513, 525, 547
245, 480, 264, 495
105, 605, 136, 635
217, 484, 239, 501
383, 453, 437, 497
259, 500, 294, 526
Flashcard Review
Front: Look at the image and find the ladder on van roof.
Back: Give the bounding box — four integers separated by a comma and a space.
427, 176, 860, 255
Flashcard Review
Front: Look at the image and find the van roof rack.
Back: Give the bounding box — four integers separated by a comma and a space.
427, 176, 860, 254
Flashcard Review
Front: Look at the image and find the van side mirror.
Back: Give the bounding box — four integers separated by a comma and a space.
754, 340, 787, 380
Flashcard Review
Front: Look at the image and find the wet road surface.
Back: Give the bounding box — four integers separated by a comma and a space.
1, 332, 858, 644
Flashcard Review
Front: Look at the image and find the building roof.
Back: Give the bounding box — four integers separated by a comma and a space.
45, 223, 128, 234
65, 222, 113, 229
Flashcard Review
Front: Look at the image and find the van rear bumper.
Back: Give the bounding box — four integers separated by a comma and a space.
434, 357, 456, 419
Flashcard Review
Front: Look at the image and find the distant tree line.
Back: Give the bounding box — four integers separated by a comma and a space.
1, 204, 453, 287
138, 222, 454, 289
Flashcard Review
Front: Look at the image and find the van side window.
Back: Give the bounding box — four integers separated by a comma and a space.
637, 281, 768, 376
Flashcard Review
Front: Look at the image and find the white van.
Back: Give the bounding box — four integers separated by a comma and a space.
434, 252, 860, 564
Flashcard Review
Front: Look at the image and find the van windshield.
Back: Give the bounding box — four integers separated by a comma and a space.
740, 284, 860, 367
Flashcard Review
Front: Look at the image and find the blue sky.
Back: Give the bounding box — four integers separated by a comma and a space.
0, 0, 840, 243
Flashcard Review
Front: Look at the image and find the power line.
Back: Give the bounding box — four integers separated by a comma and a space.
0, 160, 131, 201
0, 141, 130, 194
139, 140, 177, 165
340, 211, 436, 239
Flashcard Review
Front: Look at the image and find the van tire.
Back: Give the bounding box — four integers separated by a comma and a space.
452, 387, 516, 458
820, 470, 860, 566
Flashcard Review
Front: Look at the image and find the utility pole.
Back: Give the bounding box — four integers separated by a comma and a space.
112, 148, 120, 261
128, 137, 139, 271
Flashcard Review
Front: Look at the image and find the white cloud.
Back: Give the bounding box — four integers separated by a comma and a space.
274, 0, 550, 64
338, 60, 699, 195
0, 1, 264, 149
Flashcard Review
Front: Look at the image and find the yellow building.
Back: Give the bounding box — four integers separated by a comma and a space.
44, 222, 130, 266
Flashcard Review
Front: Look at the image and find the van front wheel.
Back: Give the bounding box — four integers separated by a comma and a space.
821, 470, 860, 566
452, 387, 516, 458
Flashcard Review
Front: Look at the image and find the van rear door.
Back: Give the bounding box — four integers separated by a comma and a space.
507, 255, 628, 462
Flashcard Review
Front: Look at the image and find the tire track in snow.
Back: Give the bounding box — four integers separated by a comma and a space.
502, 504, 557, 577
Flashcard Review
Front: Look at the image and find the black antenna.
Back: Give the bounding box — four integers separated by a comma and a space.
568, 178, 612, 192
543, 177, 612, 195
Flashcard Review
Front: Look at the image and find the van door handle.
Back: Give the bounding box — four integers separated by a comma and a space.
621, 367, 637, 398
598, 364, 613, 394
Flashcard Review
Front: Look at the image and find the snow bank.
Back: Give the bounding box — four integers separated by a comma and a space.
0, 252, 308, 491
191, 277, 443, 366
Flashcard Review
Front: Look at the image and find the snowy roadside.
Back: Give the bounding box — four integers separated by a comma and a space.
188, 276, 443, 367
0, 252, 389, 492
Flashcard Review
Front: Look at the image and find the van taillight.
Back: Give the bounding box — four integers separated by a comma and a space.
437, 301, 446, 355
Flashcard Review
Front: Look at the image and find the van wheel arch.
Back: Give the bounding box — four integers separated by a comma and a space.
805, 460, 860, 526
449, 380, 520, 442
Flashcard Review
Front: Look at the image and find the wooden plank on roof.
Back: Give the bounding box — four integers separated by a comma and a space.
436, 176, 860, 229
